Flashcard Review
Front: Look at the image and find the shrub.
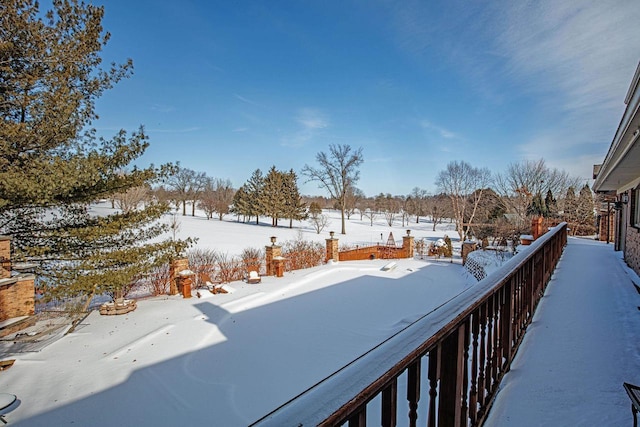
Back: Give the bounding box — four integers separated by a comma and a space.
188, 248, 218, 287
241, 247, 264, 275
282, 236, 325, 271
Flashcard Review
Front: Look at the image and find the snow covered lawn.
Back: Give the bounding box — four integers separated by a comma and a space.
0, 207, 471, 426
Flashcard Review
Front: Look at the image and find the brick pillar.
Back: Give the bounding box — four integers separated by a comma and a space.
0, 275, 35, 322
402, 230, 415, 258
531, 216, 543, 240
461, 242, 478, 266
0, 236, 11, 279
169, 258, 189, 295
266, 237, 282, 276
326, 231, 339, 263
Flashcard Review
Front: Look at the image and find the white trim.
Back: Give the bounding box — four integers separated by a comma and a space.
617, 176, 640, 194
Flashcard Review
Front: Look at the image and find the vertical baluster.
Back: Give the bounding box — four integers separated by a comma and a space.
428, 349, 439, 427
481, 300, 490, 407
470, 312, 479, 426
461, 320, 470, 427
478, 303, 489, 408
491, 291, 500, 385
382, 379, 397, 427
499, 283, 509, 374
407, 359, 421, 427
348, 408, 366, 427
485, 296, 495, 400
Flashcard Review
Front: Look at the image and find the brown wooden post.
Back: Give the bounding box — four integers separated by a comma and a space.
348, 408, 366, 427
501, 280, 514, 365
407, 359, 421, 427
427, 349, 439, 427
382, 378, 398, 427
438, 326, 465, 427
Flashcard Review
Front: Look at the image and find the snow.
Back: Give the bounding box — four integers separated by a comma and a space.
1, 206, 637, 426
484, 237, 640, 426
0, 206, 470, 426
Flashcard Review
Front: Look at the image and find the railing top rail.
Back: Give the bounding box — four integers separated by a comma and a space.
251, 222, 567, 426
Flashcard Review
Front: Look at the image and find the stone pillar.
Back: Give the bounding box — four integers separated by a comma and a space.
0, 274, 35, 322
325, 231, 339, 263
265, 237, 282, 276
169, 258, 189, 295
461, 242, 478, 266
402, 230, 415, 258
0, 236, 11, 279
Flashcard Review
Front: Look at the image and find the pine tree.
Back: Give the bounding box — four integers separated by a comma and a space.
282, 169, 307, 228
576, 184, 595, 235
0, 1, 191, 303
245, 169, 265, 224
527, 193, 548, 217
562, 187, 578, 234
230, 185, 251, 222
544, 189, 558, 218
262, 166, 287, 227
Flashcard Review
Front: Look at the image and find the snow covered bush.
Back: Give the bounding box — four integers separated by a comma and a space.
281, 236, 325, 271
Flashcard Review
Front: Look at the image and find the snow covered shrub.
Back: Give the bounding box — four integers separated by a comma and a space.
215, 252, 243, 283
241, 247, 264, 275
443, 235, 453, 258
282, 236, 325, 271
188, 248, 218, 288
146, 264, 171, 296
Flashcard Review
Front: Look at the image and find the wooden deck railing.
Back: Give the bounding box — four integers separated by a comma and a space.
252, 223, 567, 427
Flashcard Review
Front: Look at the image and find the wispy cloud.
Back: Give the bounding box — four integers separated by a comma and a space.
234, 94, 263, 108
282, 108, 329, 147
420, 120, 458, 139
385, 0, 640, 178
491, 0, 640, 176
151, 103, 176, 113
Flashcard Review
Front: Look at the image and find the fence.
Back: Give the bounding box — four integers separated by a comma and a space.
252, 222, 567, 426
338, 244, 408, 261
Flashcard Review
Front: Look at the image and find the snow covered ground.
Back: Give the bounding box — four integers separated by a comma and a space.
484, 237, 640, 426
0, 206, 472, 426
3, 206, 636, 426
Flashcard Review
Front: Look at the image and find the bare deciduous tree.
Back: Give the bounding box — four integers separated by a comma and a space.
199, 178, 235, 220
436, 160, 491, 241
494, 159, 580, 223
114, 185, 148, 213
302, 144, 364, 235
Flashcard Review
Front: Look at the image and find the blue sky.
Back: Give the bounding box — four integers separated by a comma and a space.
90, 0, 640, 196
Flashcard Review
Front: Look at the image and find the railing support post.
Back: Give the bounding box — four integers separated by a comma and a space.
438, 325, 465, 426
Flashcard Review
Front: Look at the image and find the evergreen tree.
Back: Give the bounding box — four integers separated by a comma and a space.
283, 169, 307, 228
0, 1, 191, 303
562, 186, 578, 234
527, 193, 548, 217
230, 185, 251, 222
262, 166, 287, 227
576, 184, 596, 235
245, 169, 265, 224
544, 189, 558, 218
